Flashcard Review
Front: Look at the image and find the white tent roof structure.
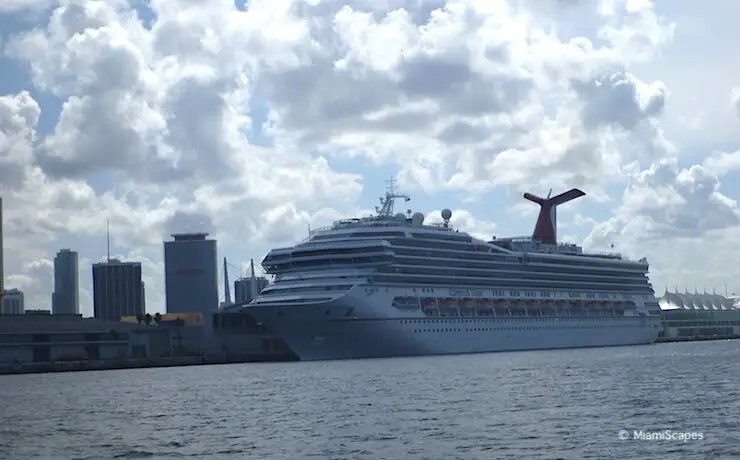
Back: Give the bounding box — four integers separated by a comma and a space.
658, 290, 739, 311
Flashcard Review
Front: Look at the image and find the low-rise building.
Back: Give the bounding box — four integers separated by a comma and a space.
0, 314, 171, 364
1, 289, 24, 315
121, 310, 294, 359
658, 290, 740, 340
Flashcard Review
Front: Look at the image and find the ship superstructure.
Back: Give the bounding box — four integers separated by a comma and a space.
237, 180, 661, 361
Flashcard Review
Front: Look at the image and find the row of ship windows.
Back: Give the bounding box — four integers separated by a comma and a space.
432, 290, 625, 299
393, 245, 640, 270
511, 291, 607, 298
274, 241, 640, 272
269, 253, 644, 279
397, 317, 650, 324
663, 321, 740, 327
412, 324, 653, 333
264, 255, 647, 282
311, 232, 471, 242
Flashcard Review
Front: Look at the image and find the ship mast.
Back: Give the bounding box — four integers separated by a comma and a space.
375, 177, 411, 217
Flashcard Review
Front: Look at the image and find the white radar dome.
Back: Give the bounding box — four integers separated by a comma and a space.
411, 212, 425, 226
441, 208, 452, 221
394, 212, 407, 220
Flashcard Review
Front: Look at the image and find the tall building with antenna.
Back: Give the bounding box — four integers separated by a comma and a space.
92, 260, 145, 321
92, 219, 146, 320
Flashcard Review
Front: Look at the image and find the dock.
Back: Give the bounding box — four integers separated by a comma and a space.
655, 335, 740, 344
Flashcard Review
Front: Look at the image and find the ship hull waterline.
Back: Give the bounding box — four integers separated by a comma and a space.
245, 297, 661, 362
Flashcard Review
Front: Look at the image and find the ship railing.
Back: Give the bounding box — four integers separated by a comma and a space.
590, 251, 623, 259
309, 225, 334, 236
309, 217, 398, 235
489, 235, 532, 242
425, 222, 455, 231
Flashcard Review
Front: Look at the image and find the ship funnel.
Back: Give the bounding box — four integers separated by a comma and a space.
523, 188, 585, 244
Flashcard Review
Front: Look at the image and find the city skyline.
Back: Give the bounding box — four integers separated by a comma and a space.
0, 232, 269, 316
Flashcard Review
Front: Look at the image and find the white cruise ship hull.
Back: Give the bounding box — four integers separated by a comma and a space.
245, 287, 661, 361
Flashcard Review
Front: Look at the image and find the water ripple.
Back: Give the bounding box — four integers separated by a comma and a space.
0, 341, 738, 459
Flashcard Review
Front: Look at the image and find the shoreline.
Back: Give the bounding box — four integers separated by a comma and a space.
3, 337, 739, 375
0, 353, 298, 375
655, 335, 740, 343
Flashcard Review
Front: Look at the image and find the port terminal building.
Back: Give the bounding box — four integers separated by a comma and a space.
0, 312, 171, 366
658, 290, 740, 341
120, 310, 293, 358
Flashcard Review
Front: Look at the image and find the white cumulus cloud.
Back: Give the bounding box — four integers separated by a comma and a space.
0, 0, 738, 312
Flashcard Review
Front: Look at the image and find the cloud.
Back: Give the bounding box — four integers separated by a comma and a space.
0, 0, 54, 14
0, 0, 738, 313
732, 87, 740, 119
584, 157, 740, 250
702, 150, 740, 177
425, 208, 497, 242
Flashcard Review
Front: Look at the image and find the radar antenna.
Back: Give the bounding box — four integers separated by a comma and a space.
375, 176, 411, 217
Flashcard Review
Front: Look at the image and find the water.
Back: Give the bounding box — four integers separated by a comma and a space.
1, 341, 738, 459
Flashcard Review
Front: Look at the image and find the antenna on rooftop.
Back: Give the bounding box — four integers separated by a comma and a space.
223, 257, 231, 305
377, 176, 411, 217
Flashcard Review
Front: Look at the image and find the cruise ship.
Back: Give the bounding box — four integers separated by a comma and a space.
238, 182, 661, 361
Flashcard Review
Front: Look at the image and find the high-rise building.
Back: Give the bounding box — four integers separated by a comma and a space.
0, 197, 4, 310
234, 276, 269, 304
164, 233, 218, 315
53, 249, 79, 315
1, 288, 24, 315
92, 259, 145, 321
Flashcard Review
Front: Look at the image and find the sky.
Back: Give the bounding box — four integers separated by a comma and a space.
1, 0, 740, 316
